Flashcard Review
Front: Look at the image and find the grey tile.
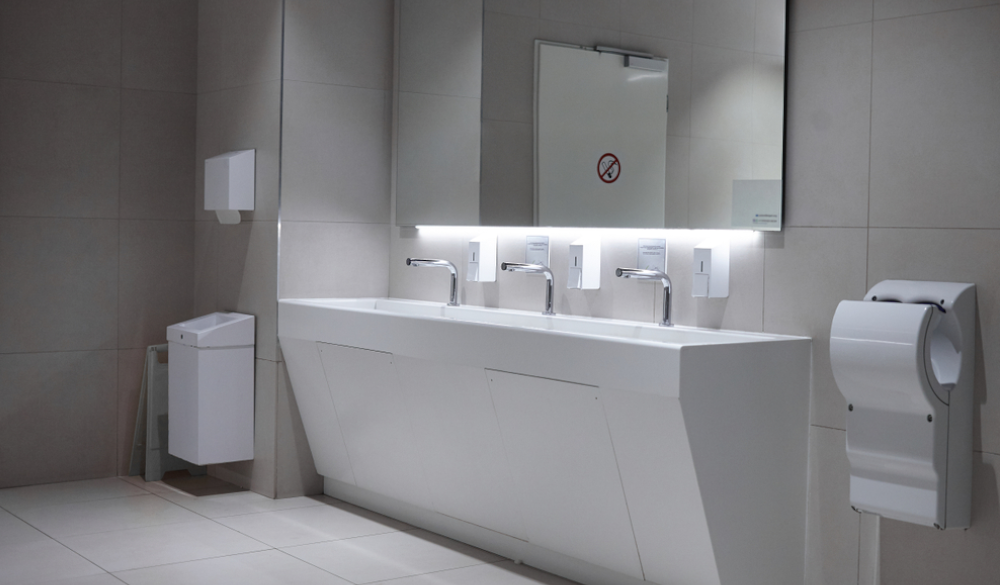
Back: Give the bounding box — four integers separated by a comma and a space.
752, 54, 785, 148
755, 0, 787, 57
480, 120, 534, 227
804, 426, 861, 585
486, 0, 540, 18
869, 6, 1000, 229
279, 222, 390, 299
763, 227, 869, 430
540, 0, 619, 30
692, 0, 756, 51
284, 0, 393, 89
281, 82, 390, 224
619, 33, 693, 138
784, 23, 872, 228
197, 0, 283, 92
663, 134, 690, 228
537, 19, 621, 47
118, 220, 194, 349
0, 80, 120, 219
482, 11, 539, 124
688, 137, 752, 229
880, 452, 1000, 583
874, 0, 997, 20
867, 228, 1000, 455
0, 351, 117, 488
396, 92, 481, 226
193, 221, 217, 316
122, 0, 198, 93
215, 221, 278, 361
118, 348, 147, 476
275, 362, 324, 498
790, 0, 872, 31
690, 44, 754, 143
0, 218, 118, 353
399, 0, 483, 98
858, 512, 880, 585
120, 90, 196, 220
620, 0, 693, 42
0, 0, 120, 86
752, 142, 783, 181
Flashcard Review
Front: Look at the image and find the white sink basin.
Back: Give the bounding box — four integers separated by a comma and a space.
278, 297, 811, 585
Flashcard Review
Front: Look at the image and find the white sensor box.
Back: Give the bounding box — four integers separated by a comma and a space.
467, 234, 497, 282
568, 238, 600, 289
693, 240, 730, 298
205, 150, 255, 224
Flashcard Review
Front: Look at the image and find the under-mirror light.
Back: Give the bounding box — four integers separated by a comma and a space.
412, 225, 757, 240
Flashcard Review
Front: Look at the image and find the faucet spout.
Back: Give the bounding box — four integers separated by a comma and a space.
615, 267, 672, 327
500, 262, 555, 316
406, 258, 459, 306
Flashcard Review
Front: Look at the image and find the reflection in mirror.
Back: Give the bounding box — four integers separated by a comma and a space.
394, 0, 786, 230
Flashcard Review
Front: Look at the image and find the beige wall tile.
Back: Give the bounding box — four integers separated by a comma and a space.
480, 120, 534, 227
117, 348, 147, 476
0, 80, 120, 219
663, 134, 691, 228
880, 452, 1000, 584
537, 19, 621, 47
692, 0, 756, 52
858, 512, 880, 585
120, 90, 196, 221
763, 227, 869, 430
281, 82, 390, 224
688, 137, 752, 229
0, 351, 118, 488
215, 221, 278, 361
275, 362, 324, 498
619, 33, 693, 138
118, 220, 195, 350
867, 228, 1000, 455
620, 0, 693, 43
482, 11, 539, 124
197, 0, 282, 93
284, 0, 393, 89
752, 54, 785, 148
399, 0, 482, 98
755, 0, 787, 57
790, 0, 872, 31
690, 44, 754, 144
805, 426, 861, 585
874, 0, 996, 20
540, 0, 620, 30
869, 6, 1000, 229
279, 221, 390, 299
486, 0, 540, 18
0, 0, 120, 87
193, 221, 217, 317
0, 218, 118, 353
122, 0, 197, 93
784, 23, 872, 228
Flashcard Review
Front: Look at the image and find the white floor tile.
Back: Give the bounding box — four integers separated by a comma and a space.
0, 508, 49, 546
117, 476, 177, 495
0, 538, 105, 585
57, 518, 271, 572
215, 500, 410, 548
114, 549, 353, 585
371, 560, 581, 585
18, 493, 202, 538
159, 490, 323, 519
46, 575, 123, 585
0, 478, 146, 513
283, 529, 503, 584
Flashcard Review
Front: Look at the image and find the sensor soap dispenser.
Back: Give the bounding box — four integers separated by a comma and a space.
830, 280, 975, 529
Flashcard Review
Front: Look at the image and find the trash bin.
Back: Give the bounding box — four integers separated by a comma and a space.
167, 312, 255, 465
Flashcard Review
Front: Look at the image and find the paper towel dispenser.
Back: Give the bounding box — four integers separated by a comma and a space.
830, 280, 975, 529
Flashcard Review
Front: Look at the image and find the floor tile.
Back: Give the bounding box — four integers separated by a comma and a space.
0, 508, 48, 546
373, 560, 581, 585
58, 519, 271, 573
17, 493, 202, 538
0, 478, 147, 514
283, 529, 503, 584
215, 499, 410, 548
0, 538, 104, 585
158, 490, 322, 519
114, 549, 352, 585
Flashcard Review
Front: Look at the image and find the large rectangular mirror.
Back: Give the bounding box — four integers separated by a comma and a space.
395, 0, 786, 230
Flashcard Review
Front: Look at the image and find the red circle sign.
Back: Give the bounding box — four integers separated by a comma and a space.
598, 153, 620, 183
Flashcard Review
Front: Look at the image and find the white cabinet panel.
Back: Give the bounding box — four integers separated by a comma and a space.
278, 337, 356, 484
317, 343, 431, 509
394, 356, 526, 540
486, 370, 643, 580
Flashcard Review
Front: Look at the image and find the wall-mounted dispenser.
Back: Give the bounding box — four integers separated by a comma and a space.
568, 238, 600, 289
205, 150, 255, 224
692, 239, 729, 298
467, 234, 497, 282
830, 280, 976, 529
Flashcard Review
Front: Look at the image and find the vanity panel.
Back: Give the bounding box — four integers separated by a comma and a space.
486, 369, 644, 580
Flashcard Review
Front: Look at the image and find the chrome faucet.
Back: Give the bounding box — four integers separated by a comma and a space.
406, 258, 459, 306
616, 267, 672, 327
500, 262, 555, 316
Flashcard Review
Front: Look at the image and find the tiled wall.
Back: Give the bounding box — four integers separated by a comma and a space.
390, 1, 1000, 583
0, 0, 197, 488
478, 0, 785, 227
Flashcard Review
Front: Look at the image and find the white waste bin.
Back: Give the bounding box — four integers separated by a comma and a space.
167, 312, 255, 465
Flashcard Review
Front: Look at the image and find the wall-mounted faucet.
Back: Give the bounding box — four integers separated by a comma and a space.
616, 267, 672, 327
406, 258, 459, 306
500, 262, 555, 316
